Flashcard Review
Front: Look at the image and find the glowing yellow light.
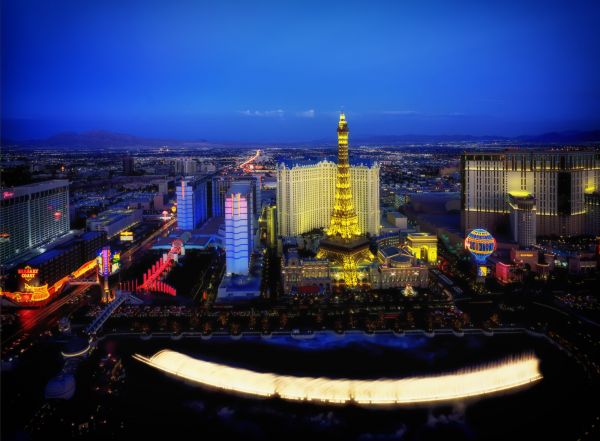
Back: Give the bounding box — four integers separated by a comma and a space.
508, 190, 534, 198
135, 350, 542, 406
326, 112, 361, 240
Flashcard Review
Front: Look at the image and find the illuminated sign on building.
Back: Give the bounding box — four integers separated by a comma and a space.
97, 247, 120, 277
98, 247, 111, 276
18, 266, 39, 281
120, 231, 134, 242
111, 253, 121, 274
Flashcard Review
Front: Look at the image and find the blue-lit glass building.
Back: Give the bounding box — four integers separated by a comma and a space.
176, 177, 211, 230
225, 181, 255, 275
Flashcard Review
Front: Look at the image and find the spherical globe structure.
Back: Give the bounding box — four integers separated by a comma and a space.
465, 229, 496, 263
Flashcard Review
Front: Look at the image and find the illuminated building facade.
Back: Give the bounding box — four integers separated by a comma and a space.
584, 190, 600, 235
225, 181, 254, 275
97, 245, 121, 303
87, 208, 142, 238
461, 151, 600, 237
176, 177, 211, 230
211, 176, 232, 217
406, 233, 438, 264
281, 249, 332, 293
508, 191, 537, 247
1, 180, 70, 264
259, 204, 277, 249
3, 231, 106, 305
277, 160, 380, 237
370, 246, 429, 289
213, 176, 259, 218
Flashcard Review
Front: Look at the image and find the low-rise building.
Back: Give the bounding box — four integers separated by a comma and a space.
87, 209, 142, 238
406, 232, 438, 264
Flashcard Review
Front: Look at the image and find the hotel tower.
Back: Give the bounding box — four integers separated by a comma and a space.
461, 151, 600, 240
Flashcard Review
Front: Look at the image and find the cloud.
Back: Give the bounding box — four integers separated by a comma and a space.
239, 109, 284, 117
296, 109, 316, 118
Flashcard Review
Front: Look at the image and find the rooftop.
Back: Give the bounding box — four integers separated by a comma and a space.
2, 179, 69, 199
508, 190, 534, 199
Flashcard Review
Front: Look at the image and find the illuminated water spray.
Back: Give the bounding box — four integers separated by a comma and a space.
134, 350, 542, 406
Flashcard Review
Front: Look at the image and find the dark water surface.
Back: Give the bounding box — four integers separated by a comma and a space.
2, 333, 594, 441
110, 333, 593, 441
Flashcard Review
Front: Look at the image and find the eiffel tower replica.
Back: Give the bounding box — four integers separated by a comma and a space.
317, 112, 374, 287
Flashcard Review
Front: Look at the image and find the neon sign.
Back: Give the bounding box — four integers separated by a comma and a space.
98, 247, 111, 276
18, 266, 39, 281
120, 231, 134, 241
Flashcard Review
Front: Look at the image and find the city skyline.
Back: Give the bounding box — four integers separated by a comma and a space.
2, 0, 600, 142
2, 3, 599, 441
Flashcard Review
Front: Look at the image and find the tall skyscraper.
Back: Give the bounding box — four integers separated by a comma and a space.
225, 181, 254, 275
211, 176, 232, 217
122, 155, 135, 175
508, 191, 537, 247
212, 176, 259, 217
176, 177, 210, 230
174, 158, 197, 175
277, 161, 380, 237
461, 151, 600, 238
584, 190, 600, 236
1, 180, 70, 264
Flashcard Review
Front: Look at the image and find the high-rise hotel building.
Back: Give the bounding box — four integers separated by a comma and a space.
176, 176, 212, 230
212, 176, 260, 218
277, 160, 380, 237
225, 181, 255, 275
461, 151, 600, 239
1, 180, 70, 264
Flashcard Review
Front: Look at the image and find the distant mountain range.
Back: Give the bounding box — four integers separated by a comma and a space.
3, 130, 207, 148
2, 129, 599, 148
351, 130, 600, 145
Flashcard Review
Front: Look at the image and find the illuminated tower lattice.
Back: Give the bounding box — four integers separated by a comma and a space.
327, 113, 361, 239
317, 113, 373, 287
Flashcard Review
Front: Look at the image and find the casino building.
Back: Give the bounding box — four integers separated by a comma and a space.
280, 113, 426, 292
461, 150, 600, 239
277, 161, 380, 238
2, 231, 107, 306
1, 180, 70, 264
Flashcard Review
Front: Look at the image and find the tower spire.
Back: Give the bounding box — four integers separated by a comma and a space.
327, 112, 361, 239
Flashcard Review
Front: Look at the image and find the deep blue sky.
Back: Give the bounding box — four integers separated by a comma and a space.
2, 0, 600, 142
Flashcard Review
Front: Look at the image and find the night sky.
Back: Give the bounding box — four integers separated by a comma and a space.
2, 0, 599, 142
